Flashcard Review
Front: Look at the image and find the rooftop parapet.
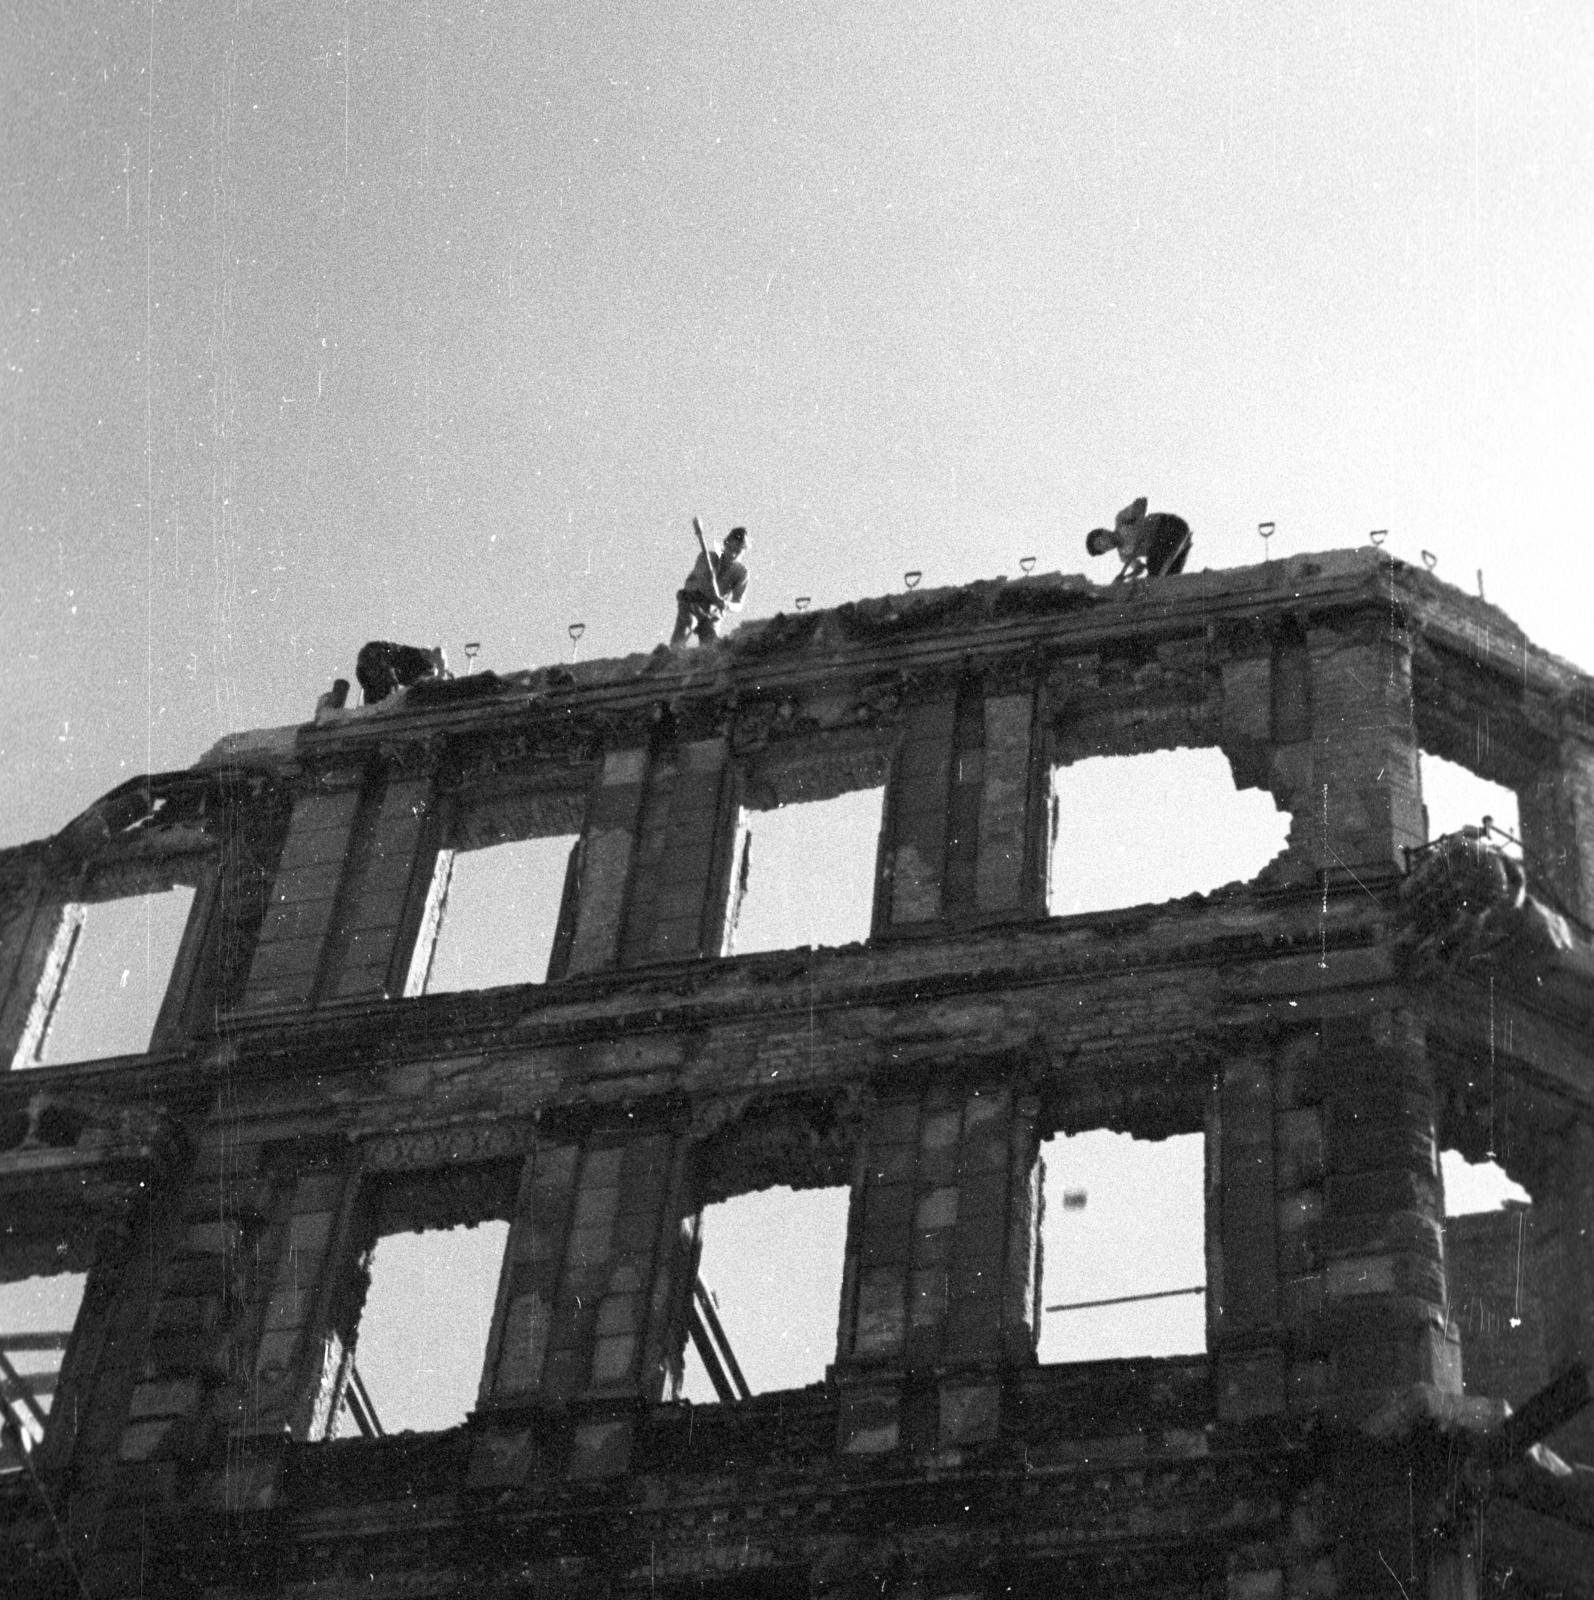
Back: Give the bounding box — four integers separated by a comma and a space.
182, 547, 1592, 773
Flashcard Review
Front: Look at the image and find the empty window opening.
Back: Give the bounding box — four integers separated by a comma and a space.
0, 1272, 86, 1469
677, 1186, 850, 1401
1419, 754, 1522, 855
1038, 1130, 1206, 1363
27, 888, 195, 1067
338, 1221, 509, 1436
419, 836, 578, 994
728, 788, 884, 956
1441, 1150, 1531, 1217
1048, 751, 1288, 917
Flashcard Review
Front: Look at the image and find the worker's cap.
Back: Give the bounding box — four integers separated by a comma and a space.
1085, 527, 1115, 557
725, 526, 749, 549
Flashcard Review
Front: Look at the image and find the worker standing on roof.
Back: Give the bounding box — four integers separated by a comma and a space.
1086, 497, 1193, 581
671, 521, 750, 647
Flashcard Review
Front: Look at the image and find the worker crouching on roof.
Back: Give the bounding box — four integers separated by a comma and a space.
671, 525, 750, 647
1086, 497, 1192, 581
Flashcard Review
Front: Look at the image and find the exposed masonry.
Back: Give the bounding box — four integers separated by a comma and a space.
2, 548, 1594, 1598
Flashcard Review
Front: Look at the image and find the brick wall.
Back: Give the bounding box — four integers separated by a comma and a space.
1445, 1206, 1546, 1403
238, 782, 365, 1011
835, 1075, 1038, 1454
565, 747, 649, 974
4, 554, 1592, 1596
877, 683, 1044, 935
1519, 737, 1594, 925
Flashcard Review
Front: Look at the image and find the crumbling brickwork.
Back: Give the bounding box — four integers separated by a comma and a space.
3, 548, 1594, 1598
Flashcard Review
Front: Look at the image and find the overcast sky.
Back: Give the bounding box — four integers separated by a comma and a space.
4, 1, 1591, 849
2, 2, 1588, 1421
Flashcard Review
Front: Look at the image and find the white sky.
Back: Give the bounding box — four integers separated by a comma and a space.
2, 1, 1591, 850
3, 2, 1590, 1419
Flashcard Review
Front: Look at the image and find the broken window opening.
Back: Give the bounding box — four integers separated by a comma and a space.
1037, 1130, 1206, 1363
1419, 753, 1522, 856
416, 835, 579, 994
1440, 1153, 1546, 1422
0, 1272, 87, 1470
675, 1185, 850, 1402
1441, 1150, 1531, 1217
1047, 750, 1289, 918
24, 888, 195, 1068
725, 788, 885, 957
333, 1220, 509, 1438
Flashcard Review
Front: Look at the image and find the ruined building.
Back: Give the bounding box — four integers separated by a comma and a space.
3, 548, 1594, 1597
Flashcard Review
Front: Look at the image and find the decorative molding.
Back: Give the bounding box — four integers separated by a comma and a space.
359, 1119, 543, 1172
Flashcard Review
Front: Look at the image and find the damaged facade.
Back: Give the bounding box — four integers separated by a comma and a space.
3, 547, 1594, 1597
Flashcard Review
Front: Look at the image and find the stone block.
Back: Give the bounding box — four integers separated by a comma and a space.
838, 1385, 900, 1455
128, 1378, 203, 1421
566, 828, 636, 974
1323, 1255, 1397, 1298
1275, 1109, 1325, 1188
616, 1169, 670, 1225
872, 1101, 922, 1144
1218, 1348, 1286, 1421
1323, 1168, 1431, 1220
959, 1126, 1009, 1175
540, 1346, 584, 1399
491, 1291, 552, 1395
946, 1259, 996, 1302
571, 1180, 620, 1230
921, 1109, 961, 1151
253, 1327, 303, 1381
1280, 1274, 1325, 1338
1319, 1209, 1442, 1264
1277, 1190, 1323, 1275
531, 1141, 581, 1190
595, 1292, 645, 1338
942, 1296, 1000, 1359
915, 1186, 958, 1232
332, 923, 397, 970
1328, 1318, 1437, 1391
963, 1087, 1008, 1128
263, 1285, 312, 1333
338, 885, 408, 933
907, 1267, 947, 1327
864, 1180, 914, 1238
1284, 1556, 1337, 1598
119, 1418, 179, 1461
913, 1228, 950, 1267
81, 1551, 152, 1598
870, 1141, 919, 1184
589, 1332, 638, 1387
890, 845, 941, 923
466, 1425, 540, 1490
603, 1258, 645, 1295
583, 1145, 626, 1187
855, 1271, 907, 1357
153, 1293, 220, 1335
566, 1418, 632, 1479
285, 1208, 337, 1257
938, 1381, 1000, 1447
1287, 1360, 1332, 1413
1327, 1120, 1435, 1177
268, 858, 347, 901
1429, 1322, 1464, 1394
565, 1223, 614, 1272
916, 1140, 959, 1186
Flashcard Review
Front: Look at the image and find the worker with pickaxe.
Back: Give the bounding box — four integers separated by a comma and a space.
1086, 497, 1193, 582
670, 520, 750, 647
